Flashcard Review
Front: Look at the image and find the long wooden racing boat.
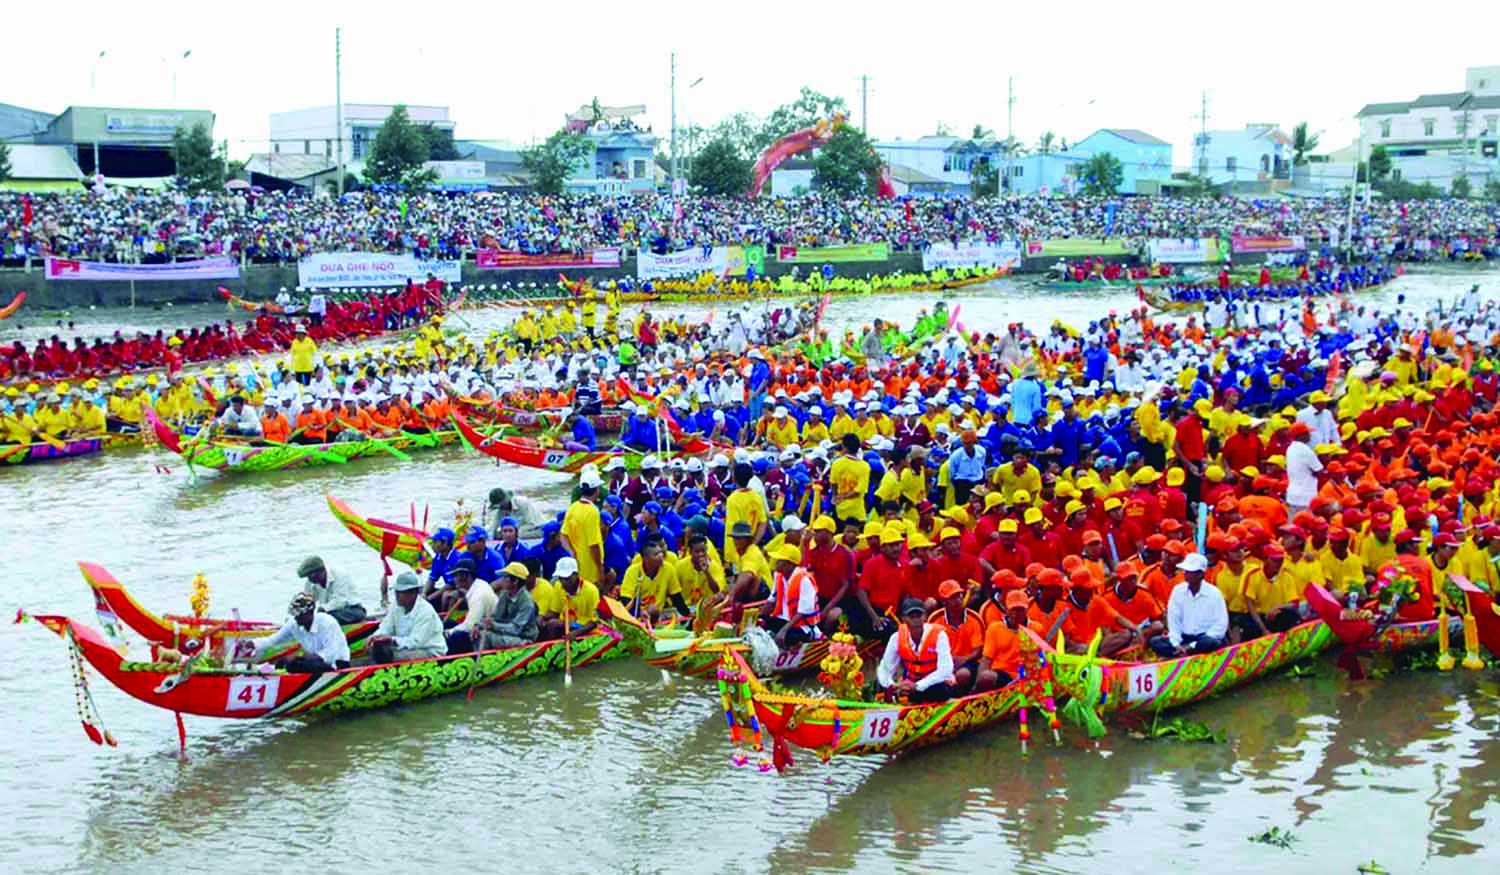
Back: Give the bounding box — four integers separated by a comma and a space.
1305, 583, 1460, 652
79, 560, 381, 660
1139, 271, 1400, 314
25, 612, 624, 722
720, 644, 1044, 769
0, 291, 26, 320
326, 494, 435, 571
1048, 620, 1333, 721
1, 436, 105, 466
455, 399, 626, 435
1455, 577, 1500, 658
452, 412, 714, 472
144, 405, 460, 474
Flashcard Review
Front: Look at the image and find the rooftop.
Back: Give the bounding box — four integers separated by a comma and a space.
1098, 128, 1170, 146
0, 102, 54, 140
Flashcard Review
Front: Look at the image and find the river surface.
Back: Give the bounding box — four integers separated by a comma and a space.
4, 265, 1500, 874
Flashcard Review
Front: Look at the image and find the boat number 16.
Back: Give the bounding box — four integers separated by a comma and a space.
1126, 666, 1156, 703
226, 676, 281, 711
859, 709, 900, 745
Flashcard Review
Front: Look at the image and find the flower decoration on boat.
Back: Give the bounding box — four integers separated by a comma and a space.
817, 631, 866, 701
189, 573, 210, 619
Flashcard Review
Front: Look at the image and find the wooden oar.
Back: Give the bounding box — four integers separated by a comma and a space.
266, 437, 347, 465
33, 431, 67, 451
562, 597, 573, 686
363, 436, 412, 463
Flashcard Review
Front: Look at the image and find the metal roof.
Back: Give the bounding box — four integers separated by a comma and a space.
1099, 128, 1170, 146
1410, 91, 1471, 109
1357, 101, 1412, 117
3, 144, 83, 179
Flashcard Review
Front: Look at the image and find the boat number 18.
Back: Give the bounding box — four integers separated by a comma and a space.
859, 709, 899, 745
226, 675, 281, 711
1126, 666, 1156, 703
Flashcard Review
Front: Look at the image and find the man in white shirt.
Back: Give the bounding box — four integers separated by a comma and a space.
216, 395, 262, 437
1283, 421, 1325, 512
371, 572, 448, 663
296, 555, 367, 623
247, 592, 351, 672
443, 558, 496, 654
876, 598, 956, 703
1294, 391, 1340, 448
1150, 552, 1229, 657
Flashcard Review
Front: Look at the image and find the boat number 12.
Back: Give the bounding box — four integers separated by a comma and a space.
1126, 665, 1157, 703
859, 709, 900, 745
226, 675, 281, 711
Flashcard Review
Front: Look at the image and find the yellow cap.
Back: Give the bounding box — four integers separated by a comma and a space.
1023, 507, 1045, 525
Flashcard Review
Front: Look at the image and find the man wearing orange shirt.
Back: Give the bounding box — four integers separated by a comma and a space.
977, 590, 1031, 691
260, 399, 292, 443
292, 397, 328, 444
1141, 540, 1185, 606
928, 580, 986, 693
1102, 561, 1165, 641
1064, 569, 1138, 656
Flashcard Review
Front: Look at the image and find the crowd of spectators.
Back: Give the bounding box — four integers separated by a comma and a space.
2, 189, 1497, 266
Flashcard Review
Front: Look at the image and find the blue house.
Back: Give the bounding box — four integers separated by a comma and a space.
1069, 129, 1173, 194
560, 119, 658, 194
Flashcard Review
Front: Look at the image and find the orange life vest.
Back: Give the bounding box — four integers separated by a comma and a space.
772, 568, 820, 628
896, 623, 946, 681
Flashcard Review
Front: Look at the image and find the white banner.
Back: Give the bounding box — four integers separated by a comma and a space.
1147, 238, 1217, 264
922, 242, 1022, 271
298, 252, 458, 288
637, 247, 728, 280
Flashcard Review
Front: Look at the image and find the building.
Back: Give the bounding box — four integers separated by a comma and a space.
769, 157, 814, 196
1355, 65, 1500, 189
269, 104, 455, 164
26, 106, 214, 178
563, 111, 658, 195
1192, 124, 1291, 191
1068, 129, 1173, 194
565, 103, 647, 134
0, 144, 85, 192
455, 140, 531, 190
0, 102, 54, 142
874, 136, 1004, 195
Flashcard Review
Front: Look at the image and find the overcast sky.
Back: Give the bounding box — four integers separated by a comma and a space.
6, 1, 1493, 167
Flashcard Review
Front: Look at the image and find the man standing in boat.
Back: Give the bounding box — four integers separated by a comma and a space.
876, 597, 956, 704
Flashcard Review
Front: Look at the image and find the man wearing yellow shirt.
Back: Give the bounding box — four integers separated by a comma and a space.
993, 448, 1042, 498
1279, 525, 1327, 592
1359, 515, 1397, 581
1319, 527, 1366, 597
561, 472, 605, 586
724, 464, 769, 565
619, 533, 690, 620
1243, 544, 1303, 636
801, 408, 831, 444
536, 557, 601, 640
852, 404, 879, 442
32, 393, 71, 438
66, 393, 107, 437
2, 397, 39, 444
829, 433, 872, 525
1464, 525, 1500, 591
829, 406, 857, 442
727, 520, 773, 597
765, 407, 801, 449
290, 325, 318, 384
675, 532, 727, 605
1212, 538, 1259, 639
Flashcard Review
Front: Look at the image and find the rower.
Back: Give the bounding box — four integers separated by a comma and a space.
928, 580, 985, 692
371, 572, 448, 663
489, 487, 547, 532
443, 557, 496, 654
478, 562, 541, 649
620, 533, 691, 620
536, 557, 601, 641
876, 597, 956, 704
245, 592, 351, 673
1149, 552, 1228, 658
217, 394, 263, 438
976, 590, 1032, 692
764, 544, 822, 647
425, 527, 462, 596
297, 555, 367, 623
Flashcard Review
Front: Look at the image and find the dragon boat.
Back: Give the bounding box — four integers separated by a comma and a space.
0, 291, 25, 320
455, 399, 626, 435
326, 494, 441, 572
451, 412, 716, 473
1, 436, 105, 466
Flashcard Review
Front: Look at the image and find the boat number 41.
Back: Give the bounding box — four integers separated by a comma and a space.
226, 675, 281, 711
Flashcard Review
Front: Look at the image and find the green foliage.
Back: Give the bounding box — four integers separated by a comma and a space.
972, 123, 994, 140
521, 129, 594, 195
1451, 175, 1473, 198
1367, 145, 1392, 182
689, 137, 752, 197
711, 112, 763, 157
1036, 131, 1057, 155
0, 141, 10, 182
757, 87, 849, 152
1487, 179, 1500, 202
1080, 152, 1124, 196
1132, 711, 1226, 743
971, 158, 999, 197
1291, 122, 1320, 165
1374, 178, 1443, 199
362, 104, 438, 188
1247, 827, 1297, 849
171, 123, 224, 192
812, 124, 882, 195
1170, 171, 1217, 198
420, 124, 460, 161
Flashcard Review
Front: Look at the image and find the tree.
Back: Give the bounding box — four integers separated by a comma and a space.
689, 137, 752, 197
713, 112, 763, 157
971, 124, 995, 140
1036, 131, 1057, 155
1451, 175, 1473, 198
1079, 152, 1123, 196
935, 121, 953, 137
521, 129, 593, 195
1291, 122, 1320, 166
171, 122, 224, 192
363, 104, 437, 188
0, 141, 10, 183
971, 158, 999, 197
1487, 178, 1500, 202
1170, 171, 1216, 198
812, 124, 882, 195
420, 124, 461, 161
757, 87, 849, 151
1367, 145, 1392, 182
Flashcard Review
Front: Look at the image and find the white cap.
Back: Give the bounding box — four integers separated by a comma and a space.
554, 557, 580, 578
779, 448, 798, 461
580, 472, 602, 489
667, 458, 685, 469
774, 406, 788, 418
781, 515, 806, 532
711, 453, 730, 468
733, 448, 751, 463
853, 401, 867, 412
685, 458, 704, 473
604, 457, 627, 472
641, 454, 661, 469
1179, 553, 1209, 573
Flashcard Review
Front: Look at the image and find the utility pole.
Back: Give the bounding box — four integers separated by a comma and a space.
1004, 76, 1015, 192
1192, 90, 1210, 177
860, 75, 869, 133
335, 27, 344, 196
669, 51, 678, 188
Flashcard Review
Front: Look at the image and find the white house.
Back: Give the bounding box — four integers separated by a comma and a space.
1192, 124, 1291, 190
269, 104, 455, 164
1355, 65, 1500, 190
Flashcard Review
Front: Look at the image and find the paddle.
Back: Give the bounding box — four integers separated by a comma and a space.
363, 437, 412, 463
32, 431, 67, 451
562, 596, 574, 687
267, 437, 347, 465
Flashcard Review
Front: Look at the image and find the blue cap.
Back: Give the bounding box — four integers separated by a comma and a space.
497, 516, 519, 531
604, 494, 624, 509
643, 500, 664, 515
541, 520, 562, 536
653, 485, 675, 499
683, 501, 706, 518
463, 525, 489, 543
682, 488, 702, 502
429, 527, 456, 544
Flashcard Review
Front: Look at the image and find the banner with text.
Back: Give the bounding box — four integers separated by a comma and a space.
476, 248, 621, 270
45, 257, 241, 282
776, 243, 890, 263
1146, 238, 1223, 264
415, 259, 462, 284
297, 252, 430, 288
1230, 235, 1305, 254
1025, 239, 1132, 257
922, 242, 1023, 271
637, 247, 728, 280
723, 245, 767, 277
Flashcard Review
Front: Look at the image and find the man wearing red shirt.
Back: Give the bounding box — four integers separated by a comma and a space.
929, 527, 985, 593
856, 528, 907, 638
803, 516, 857, 634
1173, 399, 1210, 505
1221, 417, 1264, 473
1019, 507, 1064, 569
980, 519, 1033, 579
1101, 497, 1144, 562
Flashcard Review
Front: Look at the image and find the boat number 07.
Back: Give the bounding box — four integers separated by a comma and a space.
859, 709, 900, 745
1126, 665, 1157, 703
772, 644, 806, 669
226, 675, 281, 711
542, 450, 568, 468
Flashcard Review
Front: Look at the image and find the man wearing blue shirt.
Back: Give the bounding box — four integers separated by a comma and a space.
459, 526, 505, 583
948, 429, 988, 505
564, 408, 597, 451
425, 527, 463, 594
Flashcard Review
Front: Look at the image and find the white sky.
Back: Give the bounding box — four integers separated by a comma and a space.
6, 1, 1494, 167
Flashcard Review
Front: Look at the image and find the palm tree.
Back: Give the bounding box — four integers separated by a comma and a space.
1036, 130, 1057, 155
1291, 122, 1321, 166
972, 123, 995, 141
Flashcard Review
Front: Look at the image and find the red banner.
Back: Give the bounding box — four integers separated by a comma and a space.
476, 248, 621, 270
